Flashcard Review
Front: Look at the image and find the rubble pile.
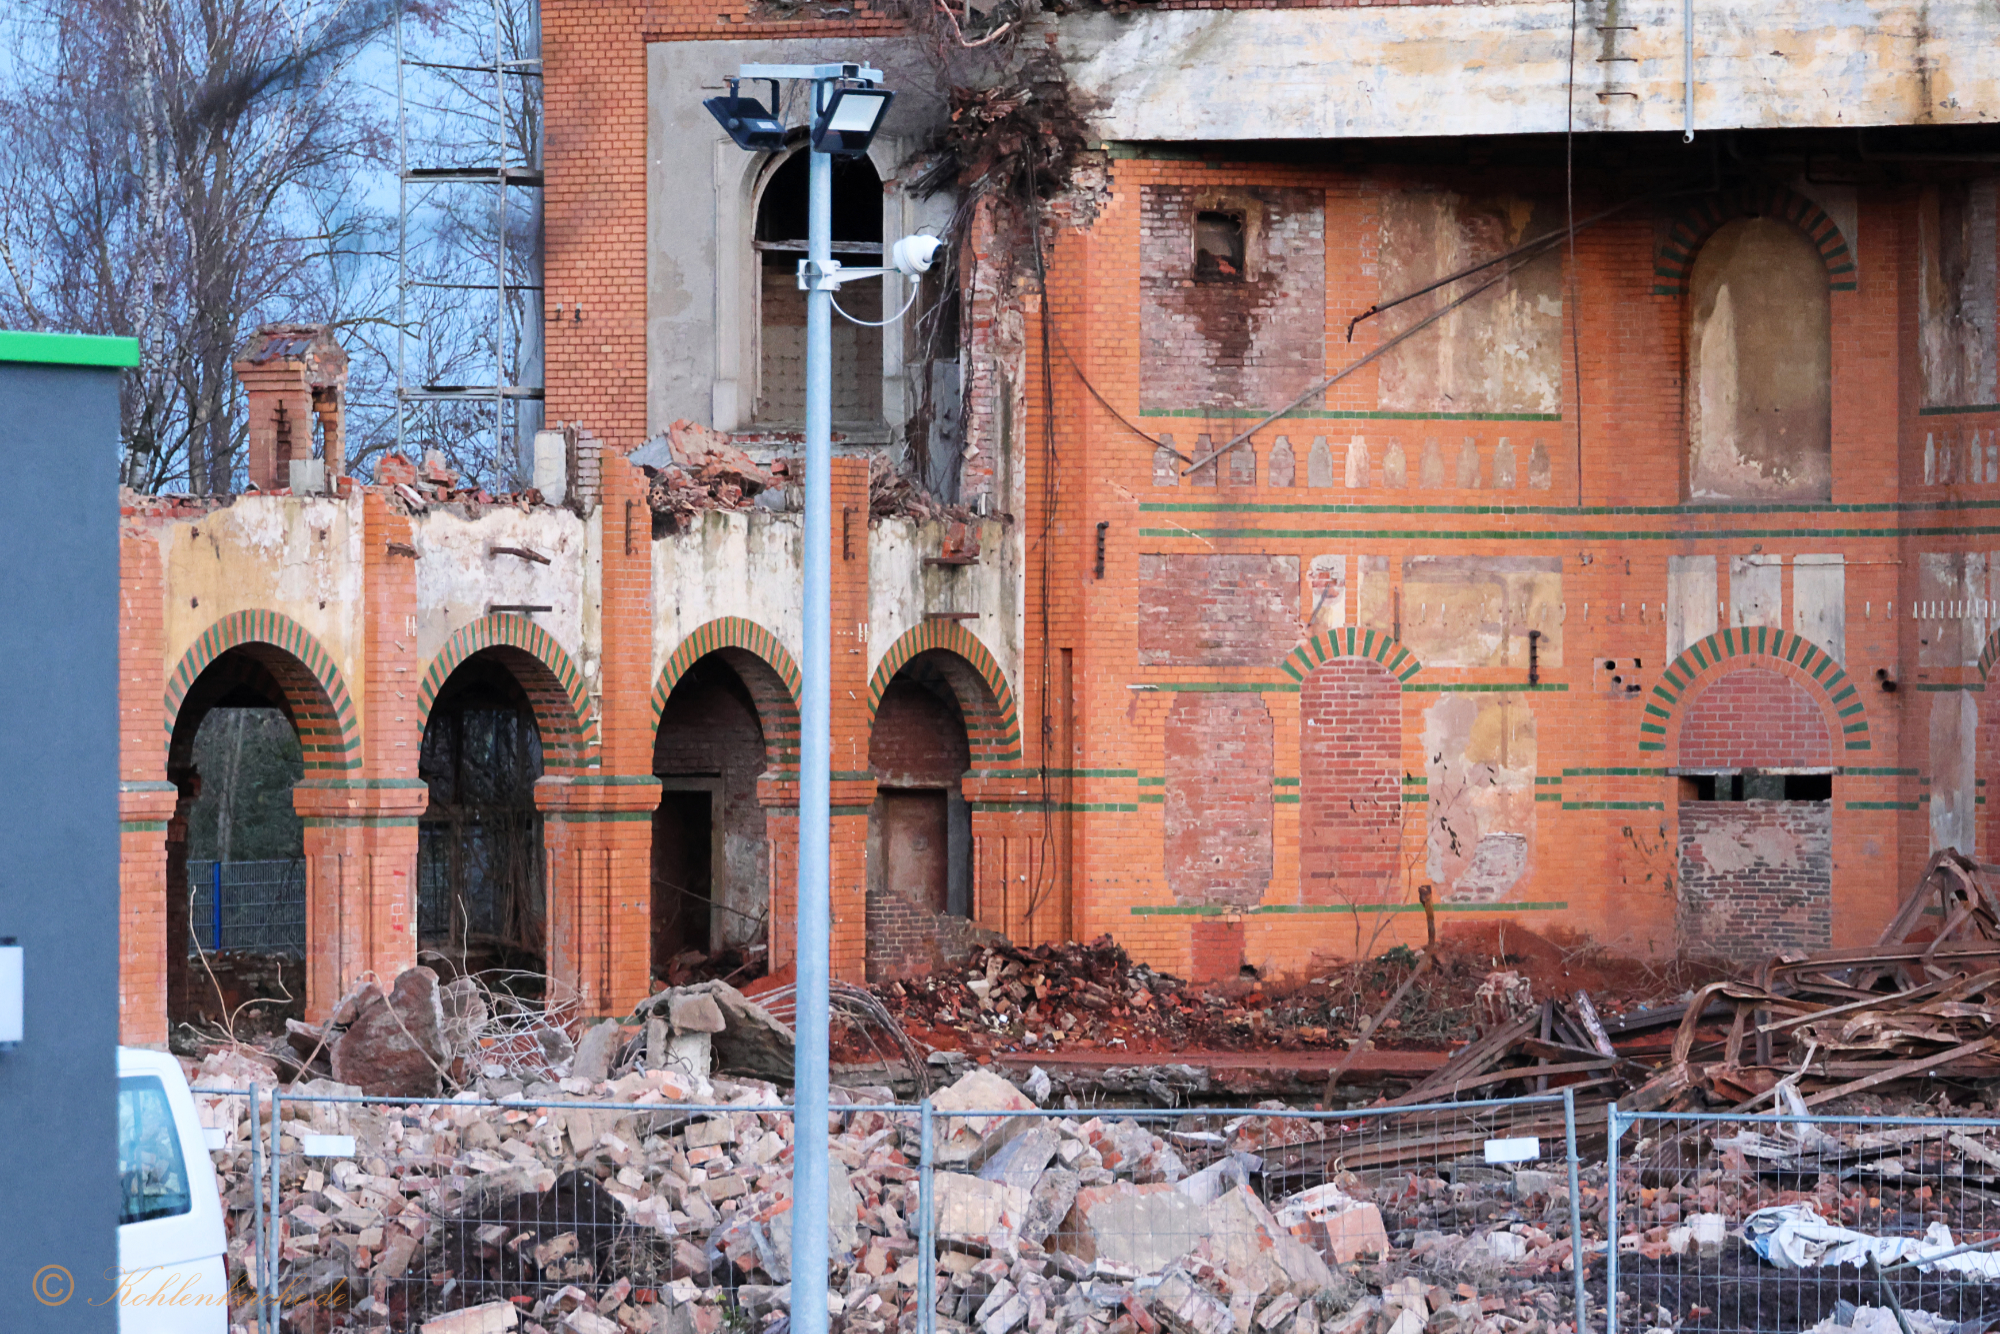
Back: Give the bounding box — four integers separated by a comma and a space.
867, 452, 973, 525
635, 420, 783, 529
377, 450, 549, 511
188, 1052, 1589, 1334
881, 935, 1360, 1057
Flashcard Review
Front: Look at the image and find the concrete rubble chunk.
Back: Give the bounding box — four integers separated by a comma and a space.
420, 1300, 520, 1334
329, 966, 448, 1098
1055, 1182, 1209, 1273
637, 981, 795, 1083
978, 1123, 1061, 1191
1208, 1185, 1336, 1294
1275, 1182, 1389, 1264
669, 991, 728, 1034
1153, 1267, 1236, 1334
932, 1068, 1040, 1166
571, 1019, 624, 1084
936, 1170, 1034, 1244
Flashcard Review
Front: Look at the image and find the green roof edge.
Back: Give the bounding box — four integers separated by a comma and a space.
0, 329, 141, 368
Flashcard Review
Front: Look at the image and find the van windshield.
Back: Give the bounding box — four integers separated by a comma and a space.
119, 1075, 192, 1225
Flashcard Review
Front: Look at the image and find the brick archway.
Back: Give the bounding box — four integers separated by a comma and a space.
418, 615, 597, 773
164, 610, 358, 772
1281, 626, 1423, 685
1654, 183, 1856, 296
1641, 628, 1866, 755
654, 617, 801, 774
869, 623, 1019, 768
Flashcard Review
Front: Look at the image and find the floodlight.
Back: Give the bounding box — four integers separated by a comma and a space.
704, 78, 787, 152
810, 83, 895, 157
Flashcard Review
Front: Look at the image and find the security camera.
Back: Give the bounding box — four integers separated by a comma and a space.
891, 234, 945, 278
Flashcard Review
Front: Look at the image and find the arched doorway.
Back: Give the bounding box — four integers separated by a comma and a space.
164, 644, 333, 1035
753, 147, 884, 426
1673, 666, 1835, 961
417, 651, 546, 986
866, 652, 974, 982
652, 649, 791, 985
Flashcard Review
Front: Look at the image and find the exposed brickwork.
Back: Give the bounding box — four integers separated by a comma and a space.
870, 676, 971, 786
1140, 185, 1325, 413
1299, 657, 1404, 904
1164, 693, 1273, 907
1676, 667, 1833, 769
1137, 553, 1301, 667
1191, 918, 1246, 984
1678, 801, 1833, 962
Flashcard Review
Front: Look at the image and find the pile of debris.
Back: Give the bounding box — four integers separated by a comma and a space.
633, 420, 783, 529
377, 450, 549, 511
189, 1054, 1585, 1334
867, 451, 974, 525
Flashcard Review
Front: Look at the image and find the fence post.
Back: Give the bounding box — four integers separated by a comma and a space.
212, 860, 224, 951
918, 1098, 935, 1334
266, 1088, 282, 1334
1604, 1103, 1621, 1334
1563, 1087, 1585, 1334
248, 1086, 265, 1334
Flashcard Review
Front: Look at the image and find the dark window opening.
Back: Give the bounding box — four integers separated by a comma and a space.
755, 150, 884, 425
1195, 211, 1245, 281
1680, 772, 1832, 802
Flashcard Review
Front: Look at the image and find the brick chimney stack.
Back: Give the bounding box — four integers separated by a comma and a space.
233, 323, 349, 491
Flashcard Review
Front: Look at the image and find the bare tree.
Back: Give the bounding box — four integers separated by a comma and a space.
0, 0, 397, 493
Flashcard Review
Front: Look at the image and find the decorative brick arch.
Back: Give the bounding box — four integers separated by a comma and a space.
418, 614, 598, 772
1975, 628, 2000, 682
1280, 627, 1423, 684
654, 618, 803, 773
164, 610, 358, 772
1639, 628, 1867, 754
1654, 183, 1856, 296
869, 623, 1020, 767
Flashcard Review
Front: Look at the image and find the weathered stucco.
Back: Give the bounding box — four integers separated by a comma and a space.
1400, 555, 1561, 669
868, 517, 1021, 699
1423, 694, 1536, 903
1919, 180, 1999, 409
1687, 218, 1833, 502
1376, 191, 1562, 415
411, 505, 595, 688
159, 494, 368, 720
1056, 1, 2000, 142
652, 509, 807, 679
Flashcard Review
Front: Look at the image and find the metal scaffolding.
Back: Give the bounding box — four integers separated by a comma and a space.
393, 0, 545, 481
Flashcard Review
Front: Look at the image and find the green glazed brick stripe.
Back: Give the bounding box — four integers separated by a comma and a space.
653, 616, 802, 722
1640, 626, 1868, 754
865, 620, 1022, 768
1282, 627, 1422, 683
1654, 183, 1856, 295
120, 820, 170, 834
1921, 404, 2000, 417
973, 801, 1138, 813
418, 612, 596, 768
1847, 801, 1921, 811
164, 609, 361, 773
1562, 800, 1666, 811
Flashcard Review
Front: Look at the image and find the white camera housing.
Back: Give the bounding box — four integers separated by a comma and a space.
891, 234, 946, 278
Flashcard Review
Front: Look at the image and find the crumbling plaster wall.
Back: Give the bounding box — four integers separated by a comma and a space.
653, 509, 807, 680
868, 518, 1022, 702
156, 494, 368, 723
410, 506, 597, 691
1053, 1, 2000, 142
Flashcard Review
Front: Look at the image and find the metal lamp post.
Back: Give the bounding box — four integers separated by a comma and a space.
706, 62, 930, 1334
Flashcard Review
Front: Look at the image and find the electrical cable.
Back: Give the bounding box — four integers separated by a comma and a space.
831, 283, 921, 328
1024, 161, 1060, 937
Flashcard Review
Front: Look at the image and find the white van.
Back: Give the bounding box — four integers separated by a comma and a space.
117, 1046, 229, 1333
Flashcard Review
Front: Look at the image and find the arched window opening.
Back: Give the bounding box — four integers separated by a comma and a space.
1686, 216, 1832, 502
753, 149, 883, 427
418, 652, 546, 990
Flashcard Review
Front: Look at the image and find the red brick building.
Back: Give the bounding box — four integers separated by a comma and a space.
116, 0, 2000, 1042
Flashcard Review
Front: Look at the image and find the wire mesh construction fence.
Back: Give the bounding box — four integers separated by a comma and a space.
187, 1083, 1589, 1334
186, 858, 309, 957
1606, 1106, 2000, 1334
